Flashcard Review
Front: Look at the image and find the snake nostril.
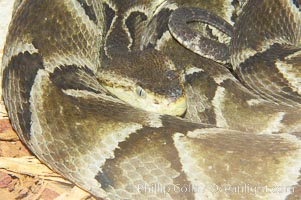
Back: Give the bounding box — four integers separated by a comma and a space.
166, 70, 178, 80
170, 88, 183, 99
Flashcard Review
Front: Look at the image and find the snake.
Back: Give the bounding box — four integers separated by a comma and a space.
2, 0, 301, 199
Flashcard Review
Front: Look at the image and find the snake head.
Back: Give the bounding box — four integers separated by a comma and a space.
97, 50, 187, 116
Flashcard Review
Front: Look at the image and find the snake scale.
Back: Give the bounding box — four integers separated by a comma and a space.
2, 0, 301, 199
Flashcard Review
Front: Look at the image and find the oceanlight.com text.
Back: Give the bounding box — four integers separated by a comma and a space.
127, 183, 295, 196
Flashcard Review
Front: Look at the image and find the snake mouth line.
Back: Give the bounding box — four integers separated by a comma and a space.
159, 96, 187, 116
102, 84, 187, 116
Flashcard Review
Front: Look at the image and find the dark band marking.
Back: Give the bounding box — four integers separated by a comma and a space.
104, 3, 116, 33
49, 65, 102, 94
237, 44, 301, 103
103, 3, 131, 57
94, 127, 195, 199
2, 52, 44, 141
143, 8, 173, 49
231, 0, 242, 23
92, 117, 206, 189
76, 0, 97, 24
100, 3, 117, 59
95, 171, 113, 188
125, 11, 147, 50
154, 9, 173, 41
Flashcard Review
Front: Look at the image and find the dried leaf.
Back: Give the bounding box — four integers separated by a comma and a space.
0, 156, 70, 183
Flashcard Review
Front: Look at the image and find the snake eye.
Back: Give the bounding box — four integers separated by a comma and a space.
136, 86, 147, 98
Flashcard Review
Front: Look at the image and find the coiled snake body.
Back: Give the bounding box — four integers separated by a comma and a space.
2, 0, 301, 199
